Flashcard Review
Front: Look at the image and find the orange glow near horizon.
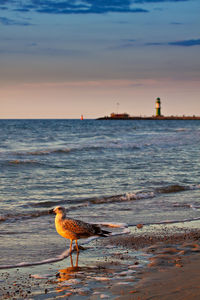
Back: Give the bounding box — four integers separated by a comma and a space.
1, 78, 200, 119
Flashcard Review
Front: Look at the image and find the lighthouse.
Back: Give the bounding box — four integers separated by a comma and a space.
156, 97, 161, 117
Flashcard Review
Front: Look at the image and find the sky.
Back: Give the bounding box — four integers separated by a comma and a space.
0, 0, 200, 119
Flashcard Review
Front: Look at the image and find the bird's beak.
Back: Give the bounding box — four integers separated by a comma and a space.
48, 209, 55, 215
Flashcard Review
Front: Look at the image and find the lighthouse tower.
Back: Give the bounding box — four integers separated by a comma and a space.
156, 97, 161, 117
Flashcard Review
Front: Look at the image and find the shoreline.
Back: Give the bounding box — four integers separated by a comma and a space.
1, 222, 200, 299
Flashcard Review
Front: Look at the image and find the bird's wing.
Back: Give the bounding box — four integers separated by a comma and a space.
62, 218, 95, 235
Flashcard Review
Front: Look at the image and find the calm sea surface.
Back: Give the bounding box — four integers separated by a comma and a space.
0, 119, 200, 265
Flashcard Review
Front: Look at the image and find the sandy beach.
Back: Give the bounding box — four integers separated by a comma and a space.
107, 226, 200, 300
127, 252, 200, 300
1, 222, 200, 299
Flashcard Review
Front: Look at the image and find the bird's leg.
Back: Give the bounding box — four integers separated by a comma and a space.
70, 254, 74, 267
75, 240, 79, 252
75, 252, 79, 267
69, 240, 73, 253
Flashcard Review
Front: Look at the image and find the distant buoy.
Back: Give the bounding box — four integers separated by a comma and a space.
81, 115, 83, 120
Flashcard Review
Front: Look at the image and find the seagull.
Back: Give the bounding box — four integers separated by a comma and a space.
49, 206, 110, 253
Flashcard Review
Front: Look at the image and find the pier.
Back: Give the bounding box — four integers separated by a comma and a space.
97, 98, 200, 120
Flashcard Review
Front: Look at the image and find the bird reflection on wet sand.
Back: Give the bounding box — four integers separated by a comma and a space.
57, 252, 80, 279
56, 252, 81, 294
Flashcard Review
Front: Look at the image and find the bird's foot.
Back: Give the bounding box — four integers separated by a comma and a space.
78, 245, 87, 251
73, 245, 86, 251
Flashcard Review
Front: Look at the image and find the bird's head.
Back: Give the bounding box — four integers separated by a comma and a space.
49, 206, 66, 216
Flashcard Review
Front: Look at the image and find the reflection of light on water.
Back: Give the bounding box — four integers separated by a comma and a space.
58, 253, 80, 279
56, 253, 81, 293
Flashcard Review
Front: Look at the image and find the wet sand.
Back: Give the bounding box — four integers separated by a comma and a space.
126, 253, 200, 300
107, 231, 200, 299
1, 223, 200, 299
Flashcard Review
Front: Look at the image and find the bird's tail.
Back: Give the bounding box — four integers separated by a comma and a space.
99, 229, 110, 237
93, 224, 111, 237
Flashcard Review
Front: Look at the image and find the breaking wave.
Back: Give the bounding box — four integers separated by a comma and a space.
0, 210, 49, 223
1, 184, 199, 224
11, 143, 145, 158
155, 184, 198, 194
173, 203, 200, 210
27, 148, 71, 155
8, 160, 43, 166
14, 146, 105, 156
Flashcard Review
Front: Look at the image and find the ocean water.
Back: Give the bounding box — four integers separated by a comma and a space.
0, 119, 200, 266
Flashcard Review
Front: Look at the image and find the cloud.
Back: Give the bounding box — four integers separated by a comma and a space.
0, 0, 11, 4
0, 0, 191, 16
0, 17, 31, 26
134, 0, 188, 3
0, 0, 149, 15
34, 0, 149, 15
14, 8, 30, 12
168, 38, 200, 47
170, 22, 183, 25
146, 38, 200, 47
145, 42, 164, 46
